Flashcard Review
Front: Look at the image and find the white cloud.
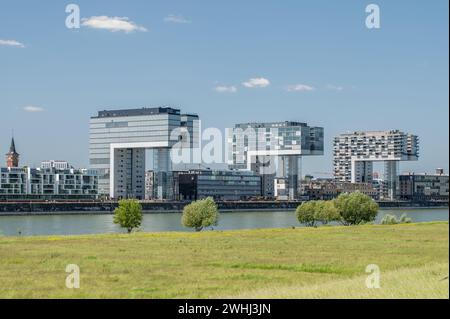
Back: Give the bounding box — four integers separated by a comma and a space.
23, 106, 44, 113
0, 39, 25, 48
286, 84, 315, 92
326, 84, 344, 91
214, 85, 237, 93
81, 16, 147, 33
164, 14, 191, 24
242, 77, 270, 88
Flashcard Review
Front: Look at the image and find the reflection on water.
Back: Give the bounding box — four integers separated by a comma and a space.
0, 208, 448, 237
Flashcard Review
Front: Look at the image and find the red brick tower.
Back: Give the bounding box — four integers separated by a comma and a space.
6, 137, 19, 168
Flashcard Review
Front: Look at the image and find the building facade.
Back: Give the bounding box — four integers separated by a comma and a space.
178, 170, 262, 201
0, 167, 98, 200
89, 107, 199, 199
398, 169, 449, 201
301, 180, 379, 201
333, 130, 419, 199
228, 121, 324, 200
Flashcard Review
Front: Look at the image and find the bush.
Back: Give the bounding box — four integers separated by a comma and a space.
380, 213, 413, 225
399, 213, 412, 224
113, 199, 143, 233
296, 201, 318, 227
380, 214, 398, 225
314, 200, 341, 225
334, 192, 379, 226
182, 197, 219, 232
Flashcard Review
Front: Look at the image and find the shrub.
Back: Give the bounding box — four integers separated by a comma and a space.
182, 197, 219, 232
334, 192, 379, 226
399, 214, 413, 224
296, 201, 318, 227
380, 214, 398, 225
113, 199, 143, 233
314, 200, 341, 225
380, 213, 413, 225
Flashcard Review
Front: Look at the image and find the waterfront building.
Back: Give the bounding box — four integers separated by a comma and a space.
228, 121, 324, 200
41, 160, 71, 170
0, 167, 98, 200
333, 130, 419, 199
178, 169, 262, 201
398, 169, 449, 201
5, 137, 19, 168
301, 179, 379, 201
89, 107, 199, 200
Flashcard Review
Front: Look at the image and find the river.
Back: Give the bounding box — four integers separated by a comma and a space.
0, 208, 448, 236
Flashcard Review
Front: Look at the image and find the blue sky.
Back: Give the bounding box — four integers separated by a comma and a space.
1, 0, 448, 176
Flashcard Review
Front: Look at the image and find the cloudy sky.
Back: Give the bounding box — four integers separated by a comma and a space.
0, 0, 448, 175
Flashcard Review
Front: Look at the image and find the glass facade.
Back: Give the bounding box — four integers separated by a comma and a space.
89, 107, 199, 199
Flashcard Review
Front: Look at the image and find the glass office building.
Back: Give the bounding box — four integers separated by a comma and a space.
228, 121, 324, 200
89, 107, 199, 199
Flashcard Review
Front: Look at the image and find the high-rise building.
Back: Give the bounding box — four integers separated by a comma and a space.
228, 121, 324, 200
5, 137, 19, 168
333, 130, 419, 199
89, 107, 199, 199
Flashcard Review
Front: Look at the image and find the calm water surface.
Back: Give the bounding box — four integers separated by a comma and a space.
0, 208, 448, 236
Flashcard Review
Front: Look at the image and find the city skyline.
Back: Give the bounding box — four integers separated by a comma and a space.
1, 0, 448, 175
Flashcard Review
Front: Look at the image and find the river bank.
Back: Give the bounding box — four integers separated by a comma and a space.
0, 200, 448, 216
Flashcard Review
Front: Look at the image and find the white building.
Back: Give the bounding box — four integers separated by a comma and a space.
333, 130, 419, 199
89, 107, 199, 200
0, 167, 98, 200
41, 160, 71, 170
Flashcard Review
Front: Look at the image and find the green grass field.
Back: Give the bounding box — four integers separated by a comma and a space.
0, 222, 448, 299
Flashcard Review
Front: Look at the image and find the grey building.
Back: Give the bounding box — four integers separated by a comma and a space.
398, 169, 449, 201
89, 107, 199, 199
228, 121, 324, 200
178, 170, 262, 201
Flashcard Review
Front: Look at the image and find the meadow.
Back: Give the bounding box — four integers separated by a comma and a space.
0, 222, 448, 299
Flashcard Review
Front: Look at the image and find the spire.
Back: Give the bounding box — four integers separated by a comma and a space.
8, 137, 18, 155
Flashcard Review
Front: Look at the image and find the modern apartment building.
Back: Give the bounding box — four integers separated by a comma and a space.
228, 121, 324, 200
0, 167, 98, 200
178, 169, 262, 201
333, 130, 419, 199
89, 107, 199, 199
398, 169, 449, 201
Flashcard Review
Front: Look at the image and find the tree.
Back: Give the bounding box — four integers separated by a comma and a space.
182, 197, 219, 232
334, 192, 379, 226
113, 199, 143, 233
296, 201, 318, 227
314, 200, 340, 225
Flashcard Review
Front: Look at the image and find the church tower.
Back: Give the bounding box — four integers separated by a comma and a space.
6, 137, 19, 168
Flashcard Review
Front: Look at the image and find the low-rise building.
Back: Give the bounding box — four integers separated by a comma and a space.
178, 169, 262, 201
301, 179, 379, 200
398, 169, 449, 201
41, 160, 71, 170
0, 167, 98, 200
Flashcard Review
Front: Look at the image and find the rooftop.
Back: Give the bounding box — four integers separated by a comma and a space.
92, 107, 182, 119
